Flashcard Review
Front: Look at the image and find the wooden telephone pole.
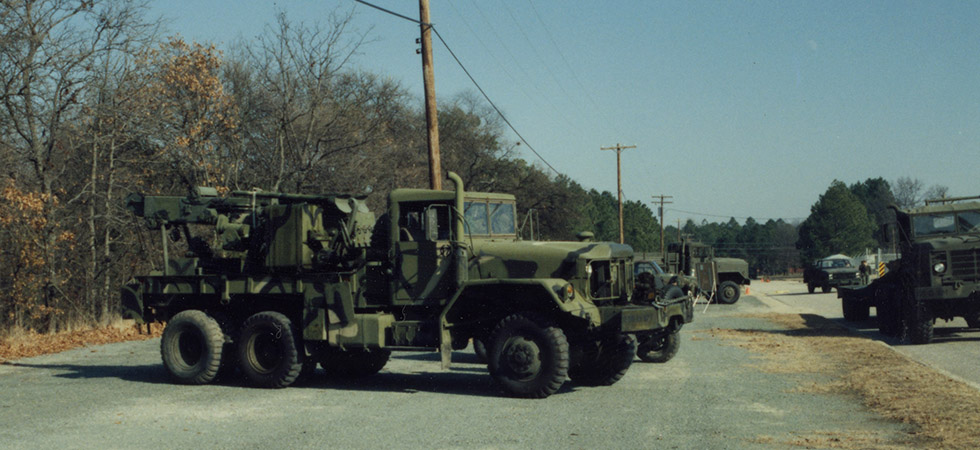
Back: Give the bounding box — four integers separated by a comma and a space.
651, 195, 673, 253
600, 143, 636, 244
419, 0, 442, 190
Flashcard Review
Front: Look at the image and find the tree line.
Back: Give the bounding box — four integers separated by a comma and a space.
0, 1, 952, 336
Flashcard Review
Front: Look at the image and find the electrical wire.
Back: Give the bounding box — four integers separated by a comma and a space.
431, 27, 561, 176
354, 0, 563, 177
666, 208, 805, 222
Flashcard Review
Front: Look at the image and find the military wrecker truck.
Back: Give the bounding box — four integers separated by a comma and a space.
838, 196, 980, 344
121, 173, 693, 398
662, 238, 751, 304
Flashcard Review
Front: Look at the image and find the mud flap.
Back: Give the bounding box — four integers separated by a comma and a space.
439, 321, 452, 369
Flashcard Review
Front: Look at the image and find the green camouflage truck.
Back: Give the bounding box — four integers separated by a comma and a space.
662, 238, 751, 304
838, 197, 980, 343
121, 173, 693, 398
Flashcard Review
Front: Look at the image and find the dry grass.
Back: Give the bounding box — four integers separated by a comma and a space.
0, 321, 161, 363
702, 313, 980, 449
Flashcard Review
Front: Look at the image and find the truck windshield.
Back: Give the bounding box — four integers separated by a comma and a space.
464, 201, 516, 236
819, 259, 851, 268
913, 211, 980, 237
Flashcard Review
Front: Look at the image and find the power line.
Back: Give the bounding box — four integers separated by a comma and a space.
666, 208, 805, 223
524, 0, 627, 139
355, 0, 562, 177
353, 0, 419, 24
431, 27, 561, 176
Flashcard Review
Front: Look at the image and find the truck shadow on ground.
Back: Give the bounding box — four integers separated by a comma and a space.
294, 350, 591, 398
719, 314, 980, 346
752, 314, 980, 345
1, 361, 172, 384
0, 352, 592, 398
837, 319, 980, 345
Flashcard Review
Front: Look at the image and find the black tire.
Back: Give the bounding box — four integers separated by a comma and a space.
904, 298, 933, 345
487, 313, 569, 398
568, 333, 637, 385
877, 303, 902, 337
966, 313, 980, 329
663, 286, 686, 301
637, 331, 679, 363
160, 310, 225, 385
473, 338, 488, 363
237, 311, 303, 388
876, 285, 903, 337
320, 348, 391, 378
717, 281, 741, 304
807, 283, 815, 294
821, 284, 832, 294
841, 298, 870, 322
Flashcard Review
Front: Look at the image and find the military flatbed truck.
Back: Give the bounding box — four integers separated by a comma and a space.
122, 173, 693, 398
838, 196, 980, 344
662, 238, 751, 304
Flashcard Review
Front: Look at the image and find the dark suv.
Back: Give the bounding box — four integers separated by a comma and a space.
803, 255, 860, 293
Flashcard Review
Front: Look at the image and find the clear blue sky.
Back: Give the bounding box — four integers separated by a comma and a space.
152, 0, 980, 225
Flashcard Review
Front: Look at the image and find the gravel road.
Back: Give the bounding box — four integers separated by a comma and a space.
0, 285, 934, 449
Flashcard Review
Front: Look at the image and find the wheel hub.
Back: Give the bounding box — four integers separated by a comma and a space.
503, 337, 541, 376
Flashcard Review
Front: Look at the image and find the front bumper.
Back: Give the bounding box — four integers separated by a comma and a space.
598, 296, 694, 333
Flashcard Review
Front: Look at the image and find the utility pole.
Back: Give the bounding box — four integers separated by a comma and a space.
600, 143, 636, 244
651, 195, 673, 253
419, 0, 442, 190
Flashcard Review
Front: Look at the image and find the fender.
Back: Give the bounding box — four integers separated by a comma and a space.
437, 278, 599, 368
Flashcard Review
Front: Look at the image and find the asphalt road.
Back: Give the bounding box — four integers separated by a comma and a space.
0, 285, 946, 449
756, 279, 980, 390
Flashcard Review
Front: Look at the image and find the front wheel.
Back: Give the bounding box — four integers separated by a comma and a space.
904, 299, 934, 345
821, 284, 832, 294
717, 281, 741, 304
237, 311, 303, 388
488, 314, 569, 398
637, 331, 679, 363
160, 310, 225, 385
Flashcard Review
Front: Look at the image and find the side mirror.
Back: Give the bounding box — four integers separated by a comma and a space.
881, 223, 894, 244
425, 207, 440, 241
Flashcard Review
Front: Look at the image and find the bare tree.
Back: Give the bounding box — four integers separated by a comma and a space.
894, 177, 951, 209
924, 184, 950, 203
0, 0, 156, 331
893, 176, 924, 209
237, 9, 381, 193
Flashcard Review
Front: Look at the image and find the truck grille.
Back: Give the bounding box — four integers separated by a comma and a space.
950, 249, 980, 279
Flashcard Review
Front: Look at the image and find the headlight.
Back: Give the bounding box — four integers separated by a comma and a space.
933, 262, 946, 274
555, 283, 575, 302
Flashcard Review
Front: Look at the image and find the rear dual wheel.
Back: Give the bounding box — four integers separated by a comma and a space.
237, 311, 303, 388
568, 333, 637, 385
160, 310, 225, 384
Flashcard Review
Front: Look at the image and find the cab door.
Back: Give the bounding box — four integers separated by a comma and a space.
394, 204, 454, 305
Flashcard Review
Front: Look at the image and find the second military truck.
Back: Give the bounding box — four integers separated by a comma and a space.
122, 173, 693, 398
661, 238, 751, 304
838, 196, 980, 344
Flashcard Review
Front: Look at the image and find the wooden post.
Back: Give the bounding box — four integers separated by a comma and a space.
419, 0, 442, 190
601, 143, 636, 244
